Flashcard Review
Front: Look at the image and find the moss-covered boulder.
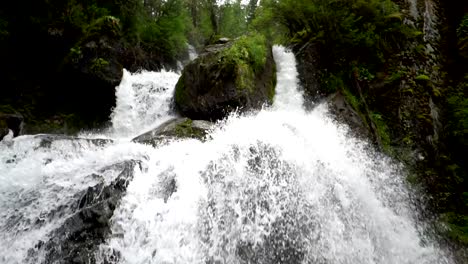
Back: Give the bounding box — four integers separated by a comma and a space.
175, 34, 276, 121
132, 118, 213, 146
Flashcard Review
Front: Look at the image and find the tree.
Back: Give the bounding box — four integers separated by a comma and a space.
218, 0, 247, 38
246, 0, 258, 24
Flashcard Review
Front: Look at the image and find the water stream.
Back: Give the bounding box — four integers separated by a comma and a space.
0, 46, 452, 263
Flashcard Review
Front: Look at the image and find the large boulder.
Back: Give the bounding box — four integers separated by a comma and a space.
132, 117, 213, 146
175, 35, 277, 121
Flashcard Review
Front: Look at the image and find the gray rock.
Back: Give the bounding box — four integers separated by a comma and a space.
28, 160, 140, 264
33, 134, 113, 149
132, 117, 213, 146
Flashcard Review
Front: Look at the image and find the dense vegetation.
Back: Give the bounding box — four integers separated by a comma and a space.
1, 0, 467, 259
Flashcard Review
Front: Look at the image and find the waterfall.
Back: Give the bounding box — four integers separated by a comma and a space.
110, 69, 180, 139
0, 47, 453, 264
188, 44, 199, 61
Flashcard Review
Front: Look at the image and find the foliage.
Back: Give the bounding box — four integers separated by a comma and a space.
321, 73, 344, 93
415, 74, 431, 82
185, 0, 216, 48
218, 0, 248, 38
444, 212, 468, 245
457, 15, 468, 58
447, 87, 468, 150
221, 34, 268, 91
87, 16, 121, 36
137, 0, 189, 58
442, 12, 468, 247
250, 1, 288, 44
369, 112, 392, 151
223, 33, 267, 73
255, 0, 414, 75
90, 58, 110, 73
0, 18, 8, 41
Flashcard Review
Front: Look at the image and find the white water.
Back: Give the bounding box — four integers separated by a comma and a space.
188, 44, 199, 61
0, 46, 452, 263
110, 69, 180, 139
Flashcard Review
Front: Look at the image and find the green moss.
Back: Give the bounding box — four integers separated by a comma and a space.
223, 33, 267, 73
370, 112, 392, 153
341, 88, 372, 131
432, 87, 442, 97
342, 88, 361, 113
0, 104, 16, 114
322, 73, 344, 93
174, 119, 193, 137
235, 62, 255, 91
221, 34, 268, 92
213, 33, 271, 95
69, 46, 83, 63
384, 69, 407, 85
86, 16, 121, 38
444, 212, 468, 245
402, 134, 413, 145
174, 119, 204, 139
415, 74, 431, 82
90, 58, 109, 73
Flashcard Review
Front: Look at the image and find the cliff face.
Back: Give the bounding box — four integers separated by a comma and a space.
294, 0, 468, 260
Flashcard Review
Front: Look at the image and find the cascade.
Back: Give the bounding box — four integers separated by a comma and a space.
110, 70, 180, 139
0, 46, 453, 263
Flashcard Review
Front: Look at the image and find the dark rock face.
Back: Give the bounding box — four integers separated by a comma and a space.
326, 92, 371, 140
133, 117, 213, 146
292, 42, 322, 107
0, 113, 23, 140
28, 160, 140, 264
175, 38, 276, 121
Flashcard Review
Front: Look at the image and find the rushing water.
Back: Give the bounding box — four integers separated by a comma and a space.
0, 46, 453, 264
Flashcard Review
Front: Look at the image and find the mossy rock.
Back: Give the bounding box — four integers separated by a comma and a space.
132, 118, 213, 146
415, 74, 431, 83
175, 34, 276, 121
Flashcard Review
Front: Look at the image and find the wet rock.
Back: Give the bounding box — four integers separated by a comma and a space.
29, 160, 140, 264
175, 35, 276, 121
0, 113, 23, 140
33, 134, 113, 149
292, 42, 322, 106
326, 91, 371, 139
132, 117, 213, 146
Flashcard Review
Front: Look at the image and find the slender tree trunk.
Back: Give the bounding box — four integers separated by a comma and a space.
208, 0, 219, 35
